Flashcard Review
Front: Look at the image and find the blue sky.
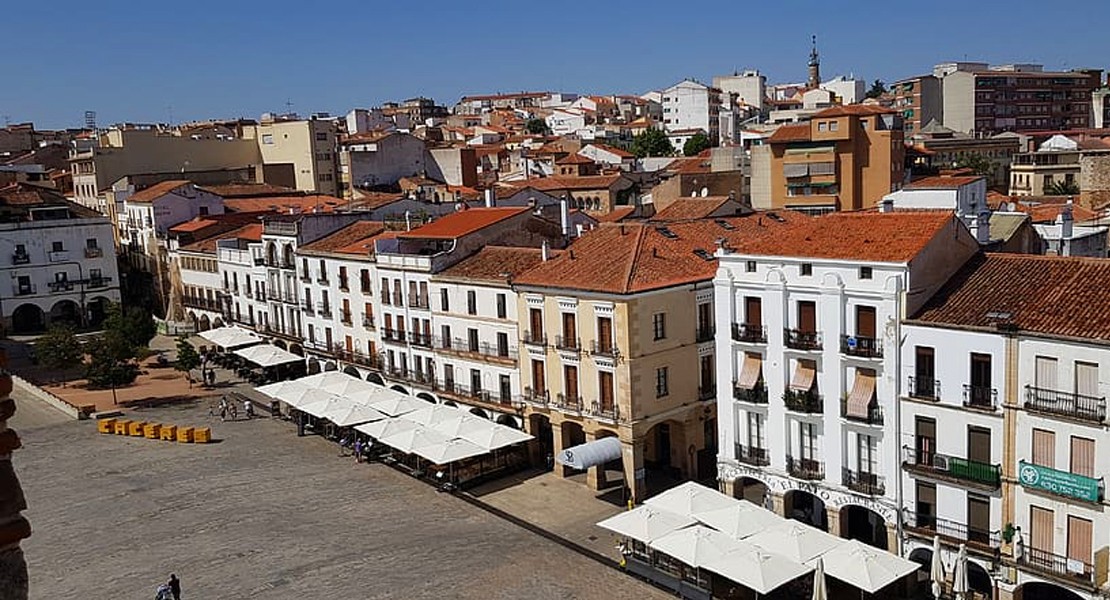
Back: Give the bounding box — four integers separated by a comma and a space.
5, 0, 1107, 128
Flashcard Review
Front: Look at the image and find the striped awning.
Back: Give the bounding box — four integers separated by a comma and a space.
846, 370, 876, 418
737, 354, 763, 390
789, 360, 816, 391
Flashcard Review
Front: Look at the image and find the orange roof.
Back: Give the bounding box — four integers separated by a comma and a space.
768, 123, 811, 143
169, 219, 217, 233
515, 213, 810, 294
653, 197, 739, 221
224, 195, 346, 213
510, 174, 625, 192
1014, 203, 1099, 223
911, 253, 1110, 341
298, 221, 388, 256
905, 176, 984, 189
180, 223, 262, 253
812, 105, 896, 118
586, 144, 634, 159
667, 157, 712, 174
556, 153, 594, 165
729, 211, 957, 263
596, 206, 637, 222
197, 182, 298, 198
436, 246, 548, 283
126, 180, 191, 203
400, 207, 529, 240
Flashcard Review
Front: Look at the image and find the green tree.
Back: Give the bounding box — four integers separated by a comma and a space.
682, 132, 712, 157
865, 79, 887, 99
954, 153, 993, 177
1045, 179, 1081, 196
83, 334, 139, 392
35, 326, 83, 386
174, 336, 201, 387
525, 118, 550, 135
630, 128, 674, 158
102, 302, 156, 355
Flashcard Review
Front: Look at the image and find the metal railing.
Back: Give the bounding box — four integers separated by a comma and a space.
340, 309, 352, 325
901, 445, 1001, 488
731, 323, 767, 343
411, 296, 429, 309
1021, 547, 1094, 585
522, 330, 548, 346
317, 303, 332, 318
784, 328, 822, 350
840, 398, 883, 425
47, 280, 75, 292
734, 444, 770, 466
299, 273, 312, 283
733, 383, 768, 404
902, 511, 1000, 551
302, 301, 315, 315
842, 468, 885, 495
963, 384, 998, 410
588, 400, 620, 422
1024, 385, 1106, 423
696, 325, 716, 343
698, 385, 716, 401
338, 278, 349, 292
380, 328, 405, 343
519, 387, 550, 407
840, 334, 882, 358
182, 296, 221, 310
783, 389, 823, 413
84, 247, 103, 258
590, 339, 620, 358
11, 253, 28, 265
786, 455, 824, 480
408, 331, 433, 348
439, 337, 517, 361
907, 376, 940, 401
361, 313, 375, 330
555, 335, 581, 352
555, 393, 583, 413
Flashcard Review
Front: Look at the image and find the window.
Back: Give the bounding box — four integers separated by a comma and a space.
655, 367, 669, 397
497, 332, 509, 357
496, 293, 507, 319
86, 238, 98, 249
800, 263, 812, 276
381, 278, 390, 304
261, 134, 273, 145
747, 412, 764, 449
829, 120, 839, 131
1030, 506, 1053, 554
360, 269, 370, 294
797, 300, 816, 333
967, 494, 991, 545
1068, 516, 1093, 567
597, 317, 613, 351
818, 122, 827, 132
1032, 428, 1055, 468
14, 244, 25, 256
316, 131, 328, 141
652, 312, 666, 340
467, 328, 479, 352
440, 288, 449, 311
799, 422, 816, 460
859, 266, 872, 280
857, 433, 877, 474
745, 260, 756, 273
467, 290, 477, 315
564, 365, 578, 400
441, 325, 451, 348
51, 241, 63, 252
1070, 436, 1095, 477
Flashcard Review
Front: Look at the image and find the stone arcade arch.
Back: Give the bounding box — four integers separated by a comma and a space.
10, 304, 45, 334
839, 504, 888, 550
783, 489, 828, 531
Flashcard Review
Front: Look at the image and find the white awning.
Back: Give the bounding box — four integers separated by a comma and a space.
696, 502, 784, 540
377, 425, 451, 454
845, 370, 876, 419
366, 393, 426, 417
460, 424, 532, 451
744, 521, 844, 564
703, 544, 814, 596
789, 360, 816, 391
737, 354, 762, 390
817, 540, 919, 594
199, 326, 262, 349
234, 344, 301, 367
783, 163, 809, 178
403, 404, 465, 426
643, 481, 738, 519
649, 525, 747, 567
355, 417, 419, 440
324, 403, 388, 427
556, 436, 622, 470
411, 438, 487, 465
597, 505, 697, 544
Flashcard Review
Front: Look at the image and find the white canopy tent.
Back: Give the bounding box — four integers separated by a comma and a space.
649, 525, 748, 569
323, 403, 388, 427
234, 344, 302, 367
199, 326, 262, 349
412, 438, 487, 465
702, 543, 814, 596
816, 539, 919, 594
744, 521, 844, 564
299, 397, 353, 420
377, 425, 451, 454
355, 417, 420, 440
404, 404, 465, 426
458, 422, 533, 451
696, 502, 785, 540
643, 481, 738, 519
367, 393, 427, 417
597, 505, 697, 543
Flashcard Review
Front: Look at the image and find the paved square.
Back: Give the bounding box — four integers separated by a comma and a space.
15, 399, 667, 599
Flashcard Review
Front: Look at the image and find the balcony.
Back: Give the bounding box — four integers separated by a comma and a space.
340, 309, 352, 325
698, 385, 716, 401
522, 330, 548, 347
555, 335, 581, 353
299, 273, 312, 283
361, 313, 375, 330
316, 303, 333, 318
1024, 385, 1106, 423
440, 337, 517, 363
266, 289, 281, 302
519, 387, 550, 407
840, 335, 882, 358
963, 384, 998, 411
11, 253, 29, 265
253, 257, 266, 267
842, 468, 885, 496
316, 276, 330, 285
903, 511, 1000, 554
87, 277, 111, 289
590, 340, 620, 359
47, 280, 74, 292
1017, 460, 1104, 503
47, 250, 69, 262
411, 296, 429, 310
731, 323, 766, 344
733, 383, 768, 404
408, 331, 433, 348
783, 389, 823, 413
84, 247, 103, 259
302, 301, 315, 315
784, 328, 822, 351
14, 284, 35, 296
734, 444, 770, 467
696, 325, 716, 343
338, 278, 349, 292
907, 376, 940, 401
588, 400, 620, 422
381, 329, 405, 344
1021, 547, 1094, 586
840, 398, 883, 425
786, 456, 824, 480
902, 446, 1001, 489
555, 393, 583, 413
182, 296, 221, 311
380, 291, 391, 305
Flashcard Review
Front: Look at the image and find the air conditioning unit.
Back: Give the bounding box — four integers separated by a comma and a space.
933, 455, 950, 471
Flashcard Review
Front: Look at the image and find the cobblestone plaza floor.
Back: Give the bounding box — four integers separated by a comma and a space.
15, 397, 667, 599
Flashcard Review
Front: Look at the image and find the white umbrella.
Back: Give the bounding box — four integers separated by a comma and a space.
818, 540, 919, 594
952, 544, 969, 600
459, 423, 533, 451
234, 344, 301, 367
412, 438, 487, 464
643, 481, 738, 519
745, 521, 843, 563
930, 535, 945, 600
812, 557, 828, 600
404, 404, 464, 426
430, 414, 493, 439
324, 403, 388, 427
318, 376, 378, 397
287, 388, 343, 411
378, 425, 451, 454
649, 525, 746, 567
367, 393, 426, 417
355, 417, 419, 440
697, 502, 784, 540
597, 506, 697, 544
299, 397, 349, 419
703, 543, 813, 596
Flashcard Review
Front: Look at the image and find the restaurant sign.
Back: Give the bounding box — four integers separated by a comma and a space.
1018, 461, 1102, 503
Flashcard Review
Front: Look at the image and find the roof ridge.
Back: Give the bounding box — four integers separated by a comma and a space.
623, 224, 649, 294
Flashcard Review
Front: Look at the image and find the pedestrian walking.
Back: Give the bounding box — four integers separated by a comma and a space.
219, 404, 227, 422
155, 583, 172, 600
168, 574, 181, 600
353, 438, 363, 463
243, 399, 254, 419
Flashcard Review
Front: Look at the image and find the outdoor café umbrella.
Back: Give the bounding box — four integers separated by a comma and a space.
952, 544, 969, 600
643, 481, 738, 519
817, 539, 919, 594
459, 423, 533, 451
703, 543, 813, 597
324, 403, 388, 427
597, 505, 697, 544
412, 438, 487, 465
355, 417, 419, 440
378, 425, 450, 454
930, 536, 945, 600
430, 414, 493, 439
811, 557, 828, 600
698, 502, 785, 541
745, 521, 843, 564
367, 392, 426, 417
649, 525, 745, 568
404, 404, 464, 426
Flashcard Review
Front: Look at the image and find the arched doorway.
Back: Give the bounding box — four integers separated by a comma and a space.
307, 359, 321, 375
188, 311, 198, 331
643, 419, 688, 482
390, 384, 409, 395
469, 407, 490, 419
212, 317, 225, 329
840, 505, 888, 550
48, 300, 81, 329
496, 414, 519, 429
966, 561, 993, 599
342, 366, 360, 378
323, 361, 337, 372
783, 489, 828, 531
11, 303, 45, 334
198, 314, 211, 331
733, 476, 769, 507
367, 372, 385, 386
558, 421, 587, 476
88, 297, 109, 328
282, 244, 294, 267
416, 392, 437, 404
272, 339, 288, 351
288, 343, 304, 357
907, 547, 933, 598
1015, 581, 1086, 600
528, 414, 554, 470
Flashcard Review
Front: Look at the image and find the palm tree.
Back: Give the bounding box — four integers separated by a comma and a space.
1045, 179, 1080, 196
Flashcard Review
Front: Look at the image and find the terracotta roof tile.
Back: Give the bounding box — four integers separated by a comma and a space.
905, 176, 984, 189
585, 144, 634, 159
400, 207, 528, 240
297, 221, 388, 256
666, 157, 713, 174
436, 246, 548, 283
556, 153, 595, 165
169, 219, 217, 233
509, 174, 625, 192
180, 223, 262, 253
224, 195, 346, 213
126, 180, 191, 203
812, 105, 896, 118
652, 197, 738, 221
768, 124, 811, 143
911, 253, 1110, 341
197, 183, 298, 198
596, 206, 637, 222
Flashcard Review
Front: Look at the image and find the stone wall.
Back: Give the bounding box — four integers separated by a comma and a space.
0, 350, 30, 600
1079, 153, 1110, 209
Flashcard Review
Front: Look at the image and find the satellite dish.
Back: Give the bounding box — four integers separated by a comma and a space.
701, 187, 709, 197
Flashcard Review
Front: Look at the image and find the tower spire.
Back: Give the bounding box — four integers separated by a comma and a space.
807, 35, 821, 89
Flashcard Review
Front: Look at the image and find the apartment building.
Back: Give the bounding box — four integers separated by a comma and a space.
892, 74, 944, 136
176, 237, 225, 332
243, 116, 339, 196
212, 224, 265, 330
714, 212, 979, 552
662, 80, 722, 146
1010, 134, 1094, 196
907, 254, 1110, 600
119, 180, 225, 268
765, 105, 905, 213
0, 184, 121, 334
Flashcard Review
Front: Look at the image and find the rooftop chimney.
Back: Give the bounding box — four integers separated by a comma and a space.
541, 240, 549, 261
559, 196, 570, 237
484, 188, 495, 208
879, 198, 894, 213
1059, 197, 1074, 240
974, 209, 991, 245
